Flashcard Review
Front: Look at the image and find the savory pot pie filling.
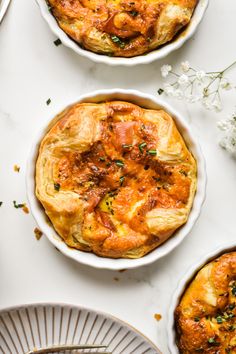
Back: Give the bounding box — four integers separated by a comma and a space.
36, 101, 197, 258
47, 0, 198, 57
175, 252, 236, 354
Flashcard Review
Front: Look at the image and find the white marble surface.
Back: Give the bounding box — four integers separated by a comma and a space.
0, 1, 236, 353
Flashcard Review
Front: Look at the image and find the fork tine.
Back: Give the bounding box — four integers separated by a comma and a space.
25, 344, 108, 354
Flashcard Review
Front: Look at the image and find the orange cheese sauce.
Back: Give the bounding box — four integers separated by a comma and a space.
53, 117, 191, 236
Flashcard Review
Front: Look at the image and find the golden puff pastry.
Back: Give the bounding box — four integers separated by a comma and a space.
175, 252, 236, 354
35, 101, 197, 258
47, 0, 198, 57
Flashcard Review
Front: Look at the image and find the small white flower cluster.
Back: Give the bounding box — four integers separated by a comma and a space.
160, 61, 233, 112
218, 112, 236, 156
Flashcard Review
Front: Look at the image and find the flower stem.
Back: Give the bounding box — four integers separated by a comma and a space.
207, 60, 236, 75
222, 60, 236, 74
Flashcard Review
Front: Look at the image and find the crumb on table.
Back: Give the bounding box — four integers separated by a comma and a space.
154, 313, 162, 321
22, 205, 29, 214
34, 227, 43, 241
14, 164, 20, 172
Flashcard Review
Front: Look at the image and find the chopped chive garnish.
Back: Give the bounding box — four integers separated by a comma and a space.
115, 160, 124, 167
54, 183, 61, 191
139, 142, 147, 153
158, 88, 164, 95
47, 3, 53, 12
147, 149, 157, 155
111, 35, 126, 48
122, 144, 133, 149
119, 176, 125, 186
228, 325, 236, 331
208, 338, 215, 344
0, 201, 2, 207
54, 38, 62, 46
216, 316, 223, 324
180, 169, 188, 176
46, 98, 51, 105
99, 157, 105, 161
13, 201, 25, 209
130, 10, 138, 16
232, 286, 236, 296
208, 338, 220, 346
194, 317, 200, 322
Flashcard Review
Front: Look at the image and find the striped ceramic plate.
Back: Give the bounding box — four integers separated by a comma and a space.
0, 303, 161, 354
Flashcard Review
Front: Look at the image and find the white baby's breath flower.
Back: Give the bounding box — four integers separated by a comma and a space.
218, 112, 236, 155
159, 60, 236, 115
178, 74, 189, 86
163, 83, 175, 96
185, 94, 201, 103
161, 64, 172, 78
212, 99, 222, 112
220, 78, 232, 90
181, 61, 190, 73
173, 89, 184, 100
203, 87, 210, 97
202, 98, 213, 111
217, 120, 230, 131
209, 73, 217, 79
196, 70, 206, 81
220, 136, 236, 154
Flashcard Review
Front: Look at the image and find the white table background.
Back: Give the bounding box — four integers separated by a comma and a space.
0, 1, 236, 353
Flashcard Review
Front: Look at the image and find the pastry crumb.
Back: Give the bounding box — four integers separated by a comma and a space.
113, 277, 120, 281
22, 205, 29, 214
34, 227, 43, 240
14, 164, 20, 172
154, 313, 162, 321
118, 269, 127, 273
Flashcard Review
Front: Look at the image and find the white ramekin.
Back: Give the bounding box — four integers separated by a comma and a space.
26, 89, 206, 270
167, 242, 236, 354
0, 0, 11, 23
35, 0, 209, 66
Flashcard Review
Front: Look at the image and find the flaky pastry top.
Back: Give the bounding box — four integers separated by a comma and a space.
47, 0, 198, 57
175, 252, 236, 353
36, 100, 196, 258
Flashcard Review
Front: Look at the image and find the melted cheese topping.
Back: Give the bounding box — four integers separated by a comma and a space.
36, 100, 197, 258
175, 252, 236, 353
47, 0, 198, 57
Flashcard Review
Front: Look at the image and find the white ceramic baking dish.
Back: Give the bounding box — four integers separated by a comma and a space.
167, 242, 236, 354
26, 89, 206, 270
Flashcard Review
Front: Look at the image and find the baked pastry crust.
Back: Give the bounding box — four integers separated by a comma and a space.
36, 100, 197, 258
47, 0, 198, 57
175, 252, 236, 353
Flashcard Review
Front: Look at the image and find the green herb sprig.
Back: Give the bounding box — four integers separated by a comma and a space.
111, 35, 126, 48
13, 201, 25, 209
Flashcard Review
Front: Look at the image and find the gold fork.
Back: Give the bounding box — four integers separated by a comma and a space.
25, 344, 111, 354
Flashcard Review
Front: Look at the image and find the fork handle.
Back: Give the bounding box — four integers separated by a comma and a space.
26, 344, 107, 354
